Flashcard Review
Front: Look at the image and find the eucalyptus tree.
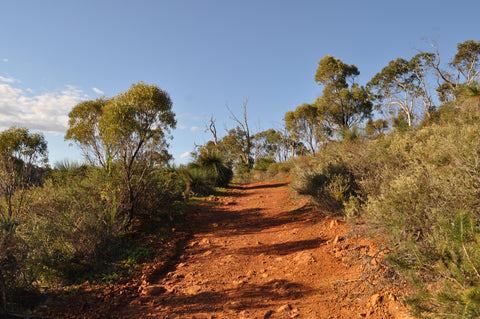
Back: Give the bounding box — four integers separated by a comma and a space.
284, 103, 330, 155
66, 81, 176, 220
426, 40, 480, 102
0, 126, 47, 314
0, 126, 47, 221
313, 55, 373, 132
368, 54, 434, 126
252, 128, 282, 162
226, 99, 252, 165
221, 127, 252, 165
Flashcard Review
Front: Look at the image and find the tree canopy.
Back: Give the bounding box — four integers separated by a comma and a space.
368, 54, 434, 126
284, 103, 330, 155
314, 55, 373, 131
66, 81, 176, 219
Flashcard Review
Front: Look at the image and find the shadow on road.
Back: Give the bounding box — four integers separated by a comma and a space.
159, 279, 313, 315
232, 237, 326, 256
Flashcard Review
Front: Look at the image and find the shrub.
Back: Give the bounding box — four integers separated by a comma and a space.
138, 167, 185, 220
292, 161, 357, 214
254, 157, 275, 172
290, 100, 480, 317
233, 161, 253, 184
18, 167, 127, 284
184, 153, 233, 195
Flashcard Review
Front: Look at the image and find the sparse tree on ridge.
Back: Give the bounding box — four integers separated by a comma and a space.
368, 54, 434, 126
425, 40, 480, 102
284, 103, 330, 155
226, 99, 252, 165
313, 55, 373, 132
252, 128, 282, 162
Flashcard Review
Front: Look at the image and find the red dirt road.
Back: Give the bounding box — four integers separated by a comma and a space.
110, 179, 411, 319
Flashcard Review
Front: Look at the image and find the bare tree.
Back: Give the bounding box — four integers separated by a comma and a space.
205, 115, 219, 146
226, 99, 252, 165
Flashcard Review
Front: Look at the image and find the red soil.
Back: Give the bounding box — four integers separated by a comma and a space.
44, 179, 412, 318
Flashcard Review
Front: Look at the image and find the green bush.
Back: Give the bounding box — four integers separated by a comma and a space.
136, 167, 185, 220
17, 167, 127, 284
254, 157, 275, 172
292, 161, 357, 214
290, 100, 480, 317
183, 153, 233, 196
233, 161, 253, 183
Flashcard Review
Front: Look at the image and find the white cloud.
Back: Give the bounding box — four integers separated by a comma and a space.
179, 152, 190, 159
0, 76, 20, 83
178, 113, 206, 121
0, 82, 87, 135
178, 124, 202, 131
1, 58, 7, 63
92, 87, 104, 95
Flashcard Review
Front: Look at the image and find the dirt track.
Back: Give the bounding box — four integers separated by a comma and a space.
109, 179, 411, 319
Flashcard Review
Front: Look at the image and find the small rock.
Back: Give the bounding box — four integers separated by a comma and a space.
277, 304, 292, 312
370, 293, 383, 306
186, 285, 202, 295
329, 219, 338, 228
203, 250, 213, 256
200, 238, 211, 245
290, 308, 300, 318
332, 235, 343, 246
387, 293, 397, 301
247, 270, 256, 277
233, 279, 247, 286
143, 285, 166, 296
263, 309, 274, 318
224, 301, 244, 311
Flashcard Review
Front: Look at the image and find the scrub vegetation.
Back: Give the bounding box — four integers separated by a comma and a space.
1, 40, 480, 318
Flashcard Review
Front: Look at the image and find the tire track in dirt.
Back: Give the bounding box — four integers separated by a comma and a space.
114, 179, 411, 319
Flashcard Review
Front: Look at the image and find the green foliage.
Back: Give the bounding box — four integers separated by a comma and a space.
430, 40, 480, 103
291, 99, 480, 317
341, 125, 361, 142
19, 166, 127, 284
284, 103, 331, 154
452, 40, 480, 86
292, 161, 357, 214
184, 153, 233, 195
233, 161, 253, 183
0, 126, 48, 313
220, 127, 253, 165
141, 167, 185, 215
365, 119, 388, 137
314, 55, 373, 131
254, 157, 275, 172
392, 113, 411, 132
252, 129, 283, 161
367, 53, 434, 127
66, 82, 177, 222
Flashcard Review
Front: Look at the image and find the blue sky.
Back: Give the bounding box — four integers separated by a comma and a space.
1, 0, 479, 166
